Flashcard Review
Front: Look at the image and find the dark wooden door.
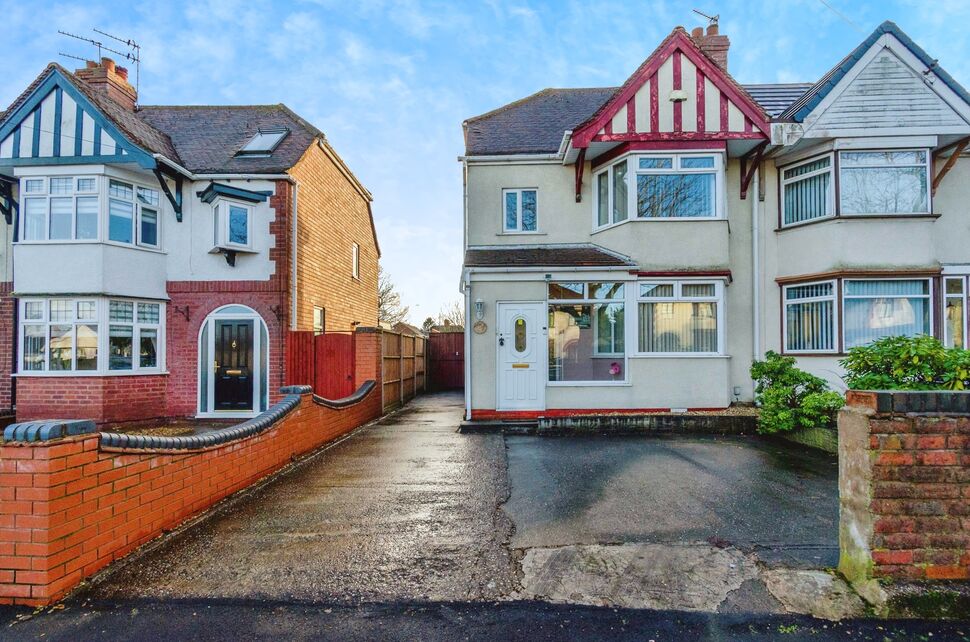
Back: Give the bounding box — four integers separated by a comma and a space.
428, 332, 464, 391
314, 333, 355, 399
214, 320, 254, 411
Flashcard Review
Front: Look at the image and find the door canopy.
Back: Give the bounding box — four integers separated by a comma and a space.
570, 28, 770, 148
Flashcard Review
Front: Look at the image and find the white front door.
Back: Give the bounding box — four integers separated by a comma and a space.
497, 302, 545, 411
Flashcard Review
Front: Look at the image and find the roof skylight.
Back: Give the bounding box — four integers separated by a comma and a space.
236, 127, 289, 156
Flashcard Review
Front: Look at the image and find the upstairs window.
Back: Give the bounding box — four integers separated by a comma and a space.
781, 155, 833, 226
839, 150, 929, 215
212, 200, 253, 250
21, 176, 99, 241
236, 127, 289, 156
108, 179, 159, 248
502, 188, 537, 232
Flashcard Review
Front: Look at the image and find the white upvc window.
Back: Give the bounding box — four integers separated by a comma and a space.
780, 154, 834, 226
842, 279, 932, 350
351, 242, 360, 279
595, 160, 629, 227
502, 188, 537, 232
783, 280, 838, 353
212, 199, 253, 250
19, 297, 164, 374
636, 280, 724, 355
107, 179, 160, 248
20, 176, 100, 242
839, 150, 930, 215
547, 282, 627, 383
944, 276, 968, 349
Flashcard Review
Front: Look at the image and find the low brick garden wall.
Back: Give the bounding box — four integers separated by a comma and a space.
839, 390, 970, 591
0, 382, 382, 606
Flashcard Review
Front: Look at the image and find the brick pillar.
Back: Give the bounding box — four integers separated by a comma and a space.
0, 282, 14, 413
353, 327, 382, 386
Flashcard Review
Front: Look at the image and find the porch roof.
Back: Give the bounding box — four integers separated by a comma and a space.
464, 244, 636, 268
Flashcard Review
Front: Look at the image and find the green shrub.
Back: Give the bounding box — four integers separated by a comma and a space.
750, 351, 844, 434
840, 335, 970, 390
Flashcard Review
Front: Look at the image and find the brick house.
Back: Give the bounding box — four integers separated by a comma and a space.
0, 58, 379, 423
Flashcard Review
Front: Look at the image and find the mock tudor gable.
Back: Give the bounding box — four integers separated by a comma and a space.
570, 27, 770, 149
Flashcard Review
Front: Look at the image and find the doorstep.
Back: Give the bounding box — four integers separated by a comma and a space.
459, 413, 757, 436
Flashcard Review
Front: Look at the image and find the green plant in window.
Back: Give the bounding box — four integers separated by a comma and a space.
750, 351, 844, 434
840, 334, 970, 390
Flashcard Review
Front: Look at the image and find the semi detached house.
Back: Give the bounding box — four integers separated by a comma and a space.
0, 58, 379, 424
460, 21, 970, 419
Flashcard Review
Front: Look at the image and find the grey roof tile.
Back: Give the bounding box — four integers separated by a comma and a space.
465, 244, 635, 268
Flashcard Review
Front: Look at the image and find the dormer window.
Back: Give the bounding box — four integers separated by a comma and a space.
236, 127, 289, 157
212, 200, 253, 250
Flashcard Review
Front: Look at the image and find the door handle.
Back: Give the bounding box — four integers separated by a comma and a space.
498, 337, 505, 346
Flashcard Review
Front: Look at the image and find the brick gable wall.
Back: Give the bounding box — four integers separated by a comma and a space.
288, 143, 378, 333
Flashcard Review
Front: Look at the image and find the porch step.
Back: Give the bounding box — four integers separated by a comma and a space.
458, 420, 539, 434
458, 414, 757, 436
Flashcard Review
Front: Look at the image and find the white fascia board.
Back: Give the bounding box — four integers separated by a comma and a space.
942, 265, 970, 275
153, 154, 296, 182
14, 164, 106, 176
809, 126, 969, 139
459, 154, 562, 165
467, 267, 636, 282
833, 135, 939, 150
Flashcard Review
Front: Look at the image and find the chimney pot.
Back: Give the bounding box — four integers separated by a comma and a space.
116, 66, 129, 81
74, 57, 137, 111
85, 60, 98, 69
707, 23, 719, 36
101, 57, 115, 72
692, 24, 730, 70
691, 26, 703, 38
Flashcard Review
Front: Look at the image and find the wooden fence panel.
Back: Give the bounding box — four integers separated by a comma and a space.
381, 330, 427, 412
314, 333, 355, 399
428, 332, 464, 391
285, 331, 315, 386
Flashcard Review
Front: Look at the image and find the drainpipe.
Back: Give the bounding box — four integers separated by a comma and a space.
290, 182, 299, 331
751, 168, 761, 363
463, 269, 472, 421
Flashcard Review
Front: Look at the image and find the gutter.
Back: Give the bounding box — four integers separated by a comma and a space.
465, 265, 634, 274
152, 154, 296, 182
458, 154, 562, 164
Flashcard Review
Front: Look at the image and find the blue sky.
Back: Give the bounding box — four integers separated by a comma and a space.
1, 0, 967, 323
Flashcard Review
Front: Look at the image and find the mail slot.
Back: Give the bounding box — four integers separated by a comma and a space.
512, 363, 529, 369
225, 369, 243, 376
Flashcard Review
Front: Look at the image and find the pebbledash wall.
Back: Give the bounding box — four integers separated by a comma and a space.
0, 330, 382, 606
839, 390, 970, 596
13, 180, 295, 424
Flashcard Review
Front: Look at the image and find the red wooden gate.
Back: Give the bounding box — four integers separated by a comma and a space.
428, 332, 464, 391
314, 333, 355, 399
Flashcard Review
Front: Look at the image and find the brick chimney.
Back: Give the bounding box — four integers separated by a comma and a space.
74, 57, 137, 110
691, 24, 730, 71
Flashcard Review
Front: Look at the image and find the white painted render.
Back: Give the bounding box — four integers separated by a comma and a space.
0, 207, 12, 283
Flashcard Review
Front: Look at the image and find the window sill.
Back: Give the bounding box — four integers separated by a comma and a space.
593, 217, 725, 235
630, 354, 729, 359
14, 370, 169, 377
14, 240, 167, 255
782, 352, 844, 358
547, 381, 631, 387
499, 231, 545, 236
776, 213, 940, 232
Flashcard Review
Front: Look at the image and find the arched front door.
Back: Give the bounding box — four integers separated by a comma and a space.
198, 305, 269, 417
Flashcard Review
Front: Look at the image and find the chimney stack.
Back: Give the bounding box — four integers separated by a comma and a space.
74, 57, 137, 111
691, 24, 730, 71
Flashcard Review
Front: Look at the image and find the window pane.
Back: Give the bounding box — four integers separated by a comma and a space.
640, 283, 674, 298
24, 301, 44, 320
588, 283, 624, 300
841, 166, 928, 214
549, 303, 625, 381
682, 283, 716, 297
109, 325, 133, 370
49, 324, 73, 370
76, 196, 99, 240
24, 179, 43, 193
139, 328, 158, 368
505, 191, 518, 230
596, 303, 624, 353
109, 300, 133, 322
138, 302, 160, 324
784, 170, 830, 225
23, 198, 46, 240
76, 324, 98, 370
77, 301, 97, 320
521, 190, 537, 231
514, 317, 527, 352
786, 282, 834, 300
49, 197, 73, 240
50, 299, 72, 322
681, 157, 715, 169
597, 173, 609, 226
637, 173, 715, 218
229, 205, 248, 245
612, 162, 628, 222
639, 157, 673, 169
946, 278, 965, 295
108, 199, 133, 243
841, 151, 926, 167
945, 296, 964, 349
843, 280, 931, 349
784, 156, 831, 180
140, 208, 158, 246
109, 180, 133, 200
638, 302, 718, 352
76, 178, 96, 192
845, 280, 928, 296
786, 300, 835, 351
49, 177, 72, 194
548, 282, 584, 300
137, 187, 159, 206
23, 325, 46, 371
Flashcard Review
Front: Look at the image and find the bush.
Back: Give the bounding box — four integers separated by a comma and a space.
840, 335, 970, 390
750, 351, 845, 434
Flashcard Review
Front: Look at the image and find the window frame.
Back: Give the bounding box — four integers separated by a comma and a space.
943, 275, 967, 349
501, 187, 539, 233
17, 297, 165, 375
212, 197, 254, 251
782, 279, 839, 354
842, 278, 933, 351
313, 306, 326, 335
837, 149, 932, 217
779, 153, 835, 228
635, 279, 725, 356
547, 281, 628, 385
107, 178, 161, 249
351, 242, 360, 279
18, 175, 102, 243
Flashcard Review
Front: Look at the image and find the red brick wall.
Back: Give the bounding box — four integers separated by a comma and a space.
16, 376, 168, 424
0, 331, 382, 606
841, 391, 970, 582
0, 282, 14, 413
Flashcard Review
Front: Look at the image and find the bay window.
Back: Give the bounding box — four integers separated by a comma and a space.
19, 297, 164, 374
548, 282, 626, 382
109, 179, 160, 248
503, 188, 537, 232
213, 199, 254, 249
637, 281, 722, 354
594, 153, 722, 228
843, 279, 931, 349
783, 281, 837, 353
781, 155, 833, 226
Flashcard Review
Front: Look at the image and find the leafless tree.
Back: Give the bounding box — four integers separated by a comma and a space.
378, 265, 410, 326
437, 299, 465, 328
